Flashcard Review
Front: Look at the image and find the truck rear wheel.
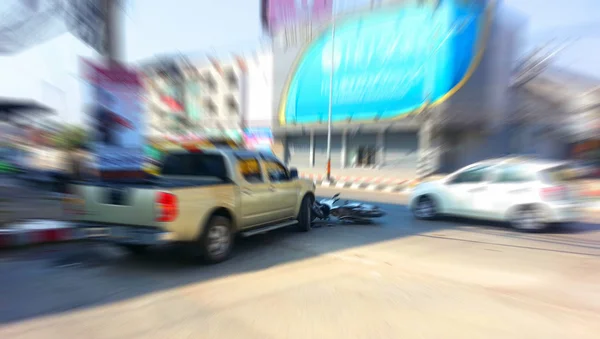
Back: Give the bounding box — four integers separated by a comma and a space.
199, 216, 233, 264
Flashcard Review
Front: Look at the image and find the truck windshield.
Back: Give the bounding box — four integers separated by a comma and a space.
161, 153, 228, 178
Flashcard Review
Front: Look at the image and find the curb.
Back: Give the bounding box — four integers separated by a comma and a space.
301, 174, 418, 194
0, 220, 80, 249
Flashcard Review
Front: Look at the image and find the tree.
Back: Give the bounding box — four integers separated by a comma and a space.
52, 125, 89, 150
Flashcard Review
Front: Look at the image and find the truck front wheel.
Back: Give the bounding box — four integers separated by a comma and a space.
297, 195, 314, 232
199, 216, 234, 264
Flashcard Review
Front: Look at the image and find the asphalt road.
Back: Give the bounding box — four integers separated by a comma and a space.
1, 188, 600, 338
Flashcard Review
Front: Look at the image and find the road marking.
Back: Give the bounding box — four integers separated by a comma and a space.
366, 183, 380, 191
350, 181, 364, 189
383, 185, 397, 193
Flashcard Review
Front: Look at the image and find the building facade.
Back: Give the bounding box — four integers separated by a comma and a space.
510, 69, 600, 171
142, 56, 248, 142
141, 49, 276, 147
264, 0, 524, 178
244, 48, 274, 129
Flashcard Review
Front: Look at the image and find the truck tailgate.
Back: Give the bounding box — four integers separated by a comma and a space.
72, 178, 233, 229
75, 184, 161, 227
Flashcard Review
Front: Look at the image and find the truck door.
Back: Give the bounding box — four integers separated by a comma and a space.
262, 157, 297, 220
236, 155, 274, 228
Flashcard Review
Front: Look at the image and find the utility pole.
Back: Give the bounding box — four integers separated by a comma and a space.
325, 4, 336, 182
103, 0, 121, 64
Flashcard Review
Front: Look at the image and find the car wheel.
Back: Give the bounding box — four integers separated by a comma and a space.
413, 195, 437, 220
200, 216, 234, 264
298, 195, 313, 232
119, 244, 149, 255
510, 205, 548, 232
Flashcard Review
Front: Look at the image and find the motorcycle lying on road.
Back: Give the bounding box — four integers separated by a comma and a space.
311, 193, 386, 224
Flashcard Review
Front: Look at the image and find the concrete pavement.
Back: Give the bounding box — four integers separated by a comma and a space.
1, 189, 600, 338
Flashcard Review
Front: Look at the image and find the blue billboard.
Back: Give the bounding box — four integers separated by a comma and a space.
279, 1, 491, 125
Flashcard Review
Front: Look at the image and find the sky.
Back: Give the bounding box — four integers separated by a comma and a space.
1, 0, 600, 125
505, 0, 600, 74
123, 0, 266, 62
125, 0, 600, 66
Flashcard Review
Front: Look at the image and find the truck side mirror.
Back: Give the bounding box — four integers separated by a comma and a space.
290, 168, 299, 179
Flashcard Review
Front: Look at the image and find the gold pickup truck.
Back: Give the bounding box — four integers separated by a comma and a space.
70, 149, 316, 263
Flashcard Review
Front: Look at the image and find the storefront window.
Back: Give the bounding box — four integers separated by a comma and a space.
185, 81, 201, 121
572, 139, 600, 160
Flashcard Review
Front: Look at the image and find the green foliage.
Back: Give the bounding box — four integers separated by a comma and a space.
52, 125, 88, 150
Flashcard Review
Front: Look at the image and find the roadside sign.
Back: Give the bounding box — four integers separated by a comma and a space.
243, 127, 273, 152
82, 59, 145, 172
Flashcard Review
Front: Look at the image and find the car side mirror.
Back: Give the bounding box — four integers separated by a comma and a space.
290, 168, 299, 179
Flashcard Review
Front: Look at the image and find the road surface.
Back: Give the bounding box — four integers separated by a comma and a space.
1, 188, 599, 339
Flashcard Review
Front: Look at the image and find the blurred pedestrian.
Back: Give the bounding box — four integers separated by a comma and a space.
58, 144, 98, 220
54, 143, 96, 196
67, 144, 98, 184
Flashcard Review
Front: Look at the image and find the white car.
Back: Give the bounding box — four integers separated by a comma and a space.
409, 157, 579, 231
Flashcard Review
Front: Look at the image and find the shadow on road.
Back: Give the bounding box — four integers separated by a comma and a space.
1, 192, 599, 325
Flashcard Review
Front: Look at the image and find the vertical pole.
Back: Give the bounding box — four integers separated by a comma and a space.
341, 129, 347, 168
326, 16, 335, 181
103, 0, 121, 64
376, 130, 385, 168
309, 129, 315, 168
97, 0, 121, 183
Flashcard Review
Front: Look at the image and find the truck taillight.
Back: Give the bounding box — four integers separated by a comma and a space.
156, 192, 178, 222
540, 186, 567, 201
